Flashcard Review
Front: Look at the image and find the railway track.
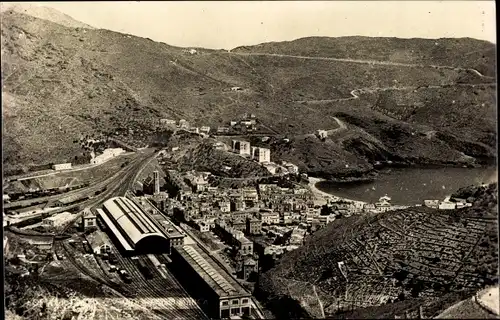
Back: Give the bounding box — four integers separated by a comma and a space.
57, 241, 125, 293
4, 153, 147, 211
6, 152, 154, 230
110, 246, 208, 319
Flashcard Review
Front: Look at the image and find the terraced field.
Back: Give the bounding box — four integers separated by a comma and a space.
256, 184, 498, 319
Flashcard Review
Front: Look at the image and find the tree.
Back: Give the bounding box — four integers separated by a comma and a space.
320, 204, 333, 216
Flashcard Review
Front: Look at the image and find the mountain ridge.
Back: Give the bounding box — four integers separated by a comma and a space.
1, 10, 496, 178
0, 3, 95, 29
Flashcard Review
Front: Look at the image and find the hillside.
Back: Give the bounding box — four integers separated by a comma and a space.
232, 36, 496, 77
161, 131, 271, 179
255, 183, 498, 319
1, 11, 496, 178
0, 3, 94, 29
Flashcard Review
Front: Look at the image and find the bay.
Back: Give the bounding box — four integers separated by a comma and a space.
316, 167, 497, 205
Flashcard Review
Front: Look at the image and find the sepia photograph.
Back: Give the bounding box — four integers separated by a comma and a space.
1, 1, 498, 319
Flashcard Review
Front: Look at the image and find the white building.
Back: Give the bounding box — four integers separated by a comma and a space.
282, 161, 299, 174
423, 200, 440, 209
316, 130, 328, 139
197, 221, 210, 232
178, 119, 189, 129
159, 119, 176, 126
43, 212, 74, 228
318, 214, 335, 225
53, 163, 72, 171
218, 201, 231, 212
200, 126, 211, 134
232, 140, 251, 156
251, 147, 271, 163
260, 212, 280, 225
438, 197, 457, 210
90, 148, 125, 165
264, 163, 282, 175
188, 127, 200, 134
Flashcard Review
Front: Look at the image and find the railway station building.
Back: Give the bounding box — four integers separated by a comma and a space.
96, 197, 170, 255
170, 243, 252, 319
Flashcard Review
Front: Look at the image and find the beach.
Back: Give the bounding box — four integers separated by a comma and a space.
308, 177, 366, 205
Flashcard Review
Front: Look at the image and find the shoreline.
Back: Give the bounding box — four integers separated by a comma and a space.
308, 177, 367, 205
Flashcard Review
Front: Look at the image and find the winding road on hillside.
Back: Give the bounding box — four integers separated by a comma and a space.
227, 51, 496, 105
228, 51, 494, 78
293, 82, 496, 105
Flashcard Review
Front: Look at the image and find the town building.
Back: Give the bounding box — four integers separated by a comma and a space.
213, 142, 227, 150
374, 195, 393, 213
200, 126, 211, 134
316, 130, 328, 140
196, 220, 210, 232
231, 218, 246, 232
25, 237, 53, 251
259, 211, 280, 225
242, 187, 259, 205
231, 200, 246, 212
236, 236, 253, 256
90, 148, 125, 165
363, 203, 376, 212
232, 140, 251, 156
185, 172, 209, 193
188, 127, 200, 134
218, 200, 231, 213
178, 119, 189, 129
53, 163, 72, 171
438, 197, 457, 210
153, 171, 160, 195
263, 163, 280, 175
42, 211, 74, 228
246, 216, 262, 235
217, 126, 230, 134
251, 147, 271, 163
240, 256, 258, 281
423, 200, 440, 209
96, 197, 171, 255
150, 192, 169, 211
82, 209, 97, 230
170, 244, 252, 319
318, 214, 335, 225
165, 170, 192, 200
282, 161, 299, 174
233, 140, 250, 156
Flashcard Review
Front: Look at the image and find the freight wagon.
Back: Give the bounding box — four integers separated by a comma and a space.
132, 257, 153, 279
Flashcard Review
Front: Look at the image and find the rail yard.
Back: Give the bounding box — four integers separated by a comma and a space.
4, 147, 261, 320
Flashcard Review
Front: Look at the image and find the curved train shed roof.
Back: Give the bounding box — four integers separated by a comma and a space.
98, 196, 168, 252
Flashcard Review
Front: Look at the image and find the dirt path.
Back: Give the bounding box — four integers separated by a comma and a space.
228, 52, 494, 78
293, 83, 495, 104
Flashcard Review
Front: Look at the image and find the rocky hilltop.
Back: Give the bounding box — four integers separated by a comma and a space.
255, 183, 498, 319
1, 10, 496, 178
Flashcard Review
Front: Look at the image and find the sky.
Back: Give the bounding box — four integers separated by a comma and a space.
15, 1, 499, 49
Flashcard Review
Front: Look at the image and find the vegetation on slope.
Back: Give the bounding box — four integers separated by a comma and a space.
1, 11, 496, 179
232, 36, 496, 77
255, 184, 498, 319
161, 131, 271, 178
